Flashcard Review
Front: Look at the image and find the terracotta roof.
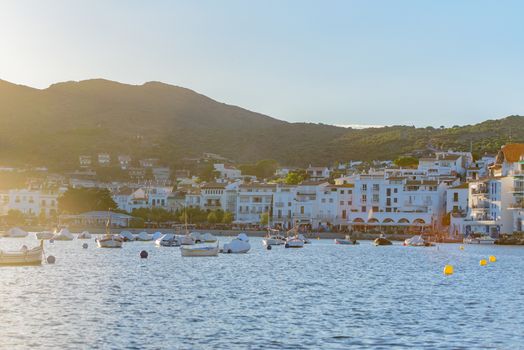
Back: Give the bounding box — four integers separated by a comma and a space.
201, 182, 226, 189
500, 144, 524, 163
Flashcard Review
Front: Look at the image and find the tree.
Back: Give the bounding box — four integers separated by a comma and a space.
6, 209, 25, 226
207, 212, 218, 224
260, 212, 269, 226
284, 170, 308, 185
222, 211, 234, 224
58, 188, 117, 214
199, 163, 219, 182
394, 156, 419, 168
255, 159, 279, 179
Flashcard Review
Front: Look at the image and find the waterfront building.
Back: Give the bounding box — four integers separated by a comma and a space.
0, 189, 59, 217
235, 183, 276, 225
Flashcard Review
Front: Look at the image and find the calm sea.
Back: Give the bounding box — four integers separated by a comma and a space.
1, 235, 523, 349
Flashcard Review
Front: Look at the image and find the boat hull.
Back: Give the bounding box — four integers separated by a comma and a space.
180, 245, 219, 257
96, 236, 123, 248
373, 237, 392, 246
0, 246, 43, 266
335, 239, 359, 245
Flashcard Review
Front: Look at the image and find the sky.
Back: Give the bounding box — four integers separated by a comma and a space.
0, 0, 523, 127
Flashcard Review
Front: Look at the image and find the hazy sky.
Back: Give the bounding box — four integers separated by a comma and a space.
1, 0, 523, 127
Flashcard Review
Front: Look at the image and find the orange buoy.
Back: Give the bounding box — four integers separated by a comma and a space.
443, 265, 454, 275
479, 259, 487, 266
489, 255, 496, 262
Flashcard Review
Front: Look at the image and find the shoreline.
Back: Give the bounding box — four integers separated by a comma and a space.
3, 226, 462, 242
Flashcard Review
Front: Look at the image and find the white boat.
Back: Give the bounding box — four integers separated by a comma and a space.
190, 232, 202, 243
0, 241, 43, 266
136, 232, 153, 241
335, 235, 359, 245
119, 231, 135, 241
200, 232, 217, 243
152, 231, 163, 241
5, 227, 28, 238
284, 223, 305, 248
96, 235, 123, 248
285, 237, 304, 248
96, 212, 123, 248
53, 228, 74, 241
77, 231, 92, 239
181, 243, 219, 257
262, 228, 286, 246
35, 231, 54, 240
464, 235, 496, 244
404, 235, 434, 247
155, 233, 180, 247
298, 233, 311, 244
179, 234, 195, 245
222, 233, 250, 253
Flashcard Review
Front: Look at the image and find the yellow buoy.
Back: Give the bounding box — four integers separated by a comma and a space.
489, 255, 496, 262
443, 265, 454, 275
479, 259, 487, 266
459, 245, 464, 250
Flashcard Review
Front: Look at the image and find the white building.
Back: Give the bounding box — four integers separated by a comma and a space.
1, 189, 59, 217
98, 153, 111, 166
306, 165, 330, 181
118, 155, 132, 170
236, 183, 276, 225
79, 155, 92, 168
213, 164, 242, 180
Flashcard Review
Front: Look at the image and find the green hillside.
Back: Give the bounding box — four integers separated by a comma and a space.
0, 79, 522, 169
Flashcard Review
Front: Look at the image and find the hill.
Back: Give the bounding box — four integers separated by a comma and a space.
0, 78, 522, 169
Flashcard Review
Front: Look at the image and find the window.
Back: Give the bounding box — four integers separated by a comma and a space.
394, 198, 397, 203
342, 210, 347, 219
340, 201, 344, 205
372, 194, 379, 202
453, 193, 458, 202
394, 188, 398, 193
329, 199, 333, 203
300, 206, 304, 214
386, 188, 391, 196
361, 206, 366, 212
362, 194, 367, 202
372, 184, 379, 191
321, 199, 326, 203
340, 190, 345, 194
362, 184, 367, 191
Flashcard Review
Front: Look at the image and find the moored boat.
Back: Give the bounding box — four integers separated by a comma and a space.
464, 235, 496, 244
96, 212, 123, 248
404, 235, 434, 247
180, 243, 219, 257
4, 227, 29, 238
0, 241, 43, 266
119, 231, 135, 242
136, 232, 153, 241
35, 231, 54, 240
155, 233, 180, 247
201, 232, 217, 243
222, 233, 250, 253
53, 228, 74, 241
374, 234, 392, 246
335, 235, 359, 245
77, 231, 92, 239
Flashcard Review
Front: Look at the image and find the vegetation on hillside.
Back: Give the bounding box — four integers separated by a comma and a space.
0, 79, 522, 168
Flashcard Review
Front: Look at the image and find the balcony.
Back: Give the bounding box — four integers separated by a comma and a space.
508, 202, 524, 209
511, 186, 524, 193
471, 188, 488, 196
